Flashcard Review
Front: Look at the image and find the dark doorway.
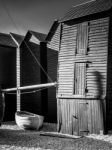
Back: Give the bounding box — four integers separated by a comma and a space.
0, 46, 16, 121
3, 94, 16, 121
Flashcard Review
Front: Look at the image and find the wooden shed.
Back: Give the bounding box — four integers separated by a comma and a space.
0, 33, 17, 121
51, 0, 112, 135
11, 31, 58, 123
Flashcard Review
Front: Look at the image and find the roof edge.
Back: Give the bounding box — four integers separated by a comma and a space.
59, 0, 112, 23
72, 0, 96, 8
45, 20, 59, 42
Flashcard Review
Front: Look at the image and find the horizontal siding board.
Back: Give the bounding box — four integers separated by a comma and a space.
47, 24, 60, 51
89, 28, 108, 32
89, 41, 108, 45
58, 23, 76, 95
90, 18, 109, 24
86, 18, 108, 98
89, 31, 109, 37
58, 17, 108, 101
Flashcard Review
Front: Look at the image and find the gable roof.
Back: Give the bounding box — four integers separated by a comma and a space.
24, 30, 46, 42
45, 20, 59, 42
10, 33, 24, 45
0, 33, 17, 47
29, 30, 46, 42
60, 0, 112, 22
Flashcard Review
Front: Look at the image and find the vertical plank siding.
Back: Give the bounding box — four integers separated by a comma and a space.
57, 17, 109, 135
74, 63, 86, 95
57, 99, 104, 135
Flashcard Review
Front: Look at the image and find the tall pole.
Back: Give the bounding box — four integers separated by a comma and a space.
16, 47, 21, 111
10, 34, 21, 111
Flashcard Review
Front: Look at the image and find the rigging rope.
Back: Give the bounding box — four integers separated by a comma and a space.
1, 0, 20, 34
1, 0, 54, 84
23, 40, 53, 83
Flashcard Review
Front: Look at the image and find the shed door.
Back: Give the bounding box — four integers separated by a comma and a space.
74, 22, 88, 95
74, 22, 89, 135
74, 63, 86, 95
78, 101, 88, 135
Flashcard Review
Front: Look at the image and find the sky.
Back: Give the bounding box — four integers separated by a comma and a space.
0, 0, 88, 35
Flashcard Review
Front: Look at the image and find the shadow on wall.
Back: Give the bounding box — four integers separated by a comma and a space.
94, 71, 103, 99
93, 71, 106, 133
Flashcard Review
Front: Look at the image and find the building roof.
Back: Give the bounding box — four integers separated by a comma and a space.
10, 33, 24, 45
60, 0, 112, 22
0, 33, 17, 47
45, 20, 59, 42
24, 30, 46, 42
29, 30, 46, 42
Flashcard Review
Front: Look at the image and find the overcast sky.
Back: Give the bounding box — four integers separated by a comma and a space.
0, 0, 88, 35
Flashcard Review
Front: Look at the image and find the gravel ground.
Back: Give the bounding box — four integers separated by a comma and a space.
0, 122, 112, 150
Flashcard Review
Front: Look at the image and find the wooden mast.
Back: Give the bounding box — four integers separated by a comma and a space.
2, 82, 57, 92
10, 34, 21, 111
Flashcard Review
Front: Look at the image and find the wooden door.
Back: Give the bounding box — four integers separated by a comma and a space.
74, 63, 86, 95
78, 101, 88, 135
73, 22, 89, 135
72, 100, 89, 136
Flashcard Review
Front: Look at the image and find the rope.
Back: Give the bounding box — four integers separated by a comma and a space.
1, 0, 56, 95
1, 0, 21, 34
23, 40, 53, 83
1, 0, 54, 83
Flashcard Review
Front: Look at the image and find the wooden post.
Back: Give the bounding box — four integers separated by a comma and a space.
16, 47, 21, 111
2, 82, 57, 92
10, 34, 21, 112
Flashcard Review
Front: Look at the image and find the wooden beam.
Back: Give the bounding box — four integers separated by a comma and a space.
16, 47, 21, 111
40, 132, 82, 139
2, 82, 57, 92
10, 34, 21, 111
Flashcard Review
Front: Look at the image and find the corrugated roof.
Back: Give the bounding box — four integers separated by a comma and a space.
60, 0, 112, 22
10, 33, 24, 45
0, 33, 17, 47
29, 30, 46, 42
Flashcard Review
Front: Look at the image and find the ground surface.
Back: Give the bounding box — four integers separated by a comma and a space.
0, 122, 112, 150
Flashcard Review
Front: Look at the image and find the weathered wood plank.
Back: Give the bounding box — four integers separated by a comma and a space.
90, 17, 109, 24
89, 31, 108, 37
